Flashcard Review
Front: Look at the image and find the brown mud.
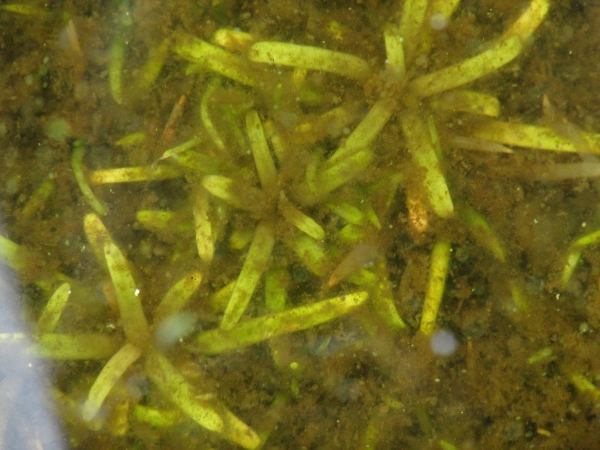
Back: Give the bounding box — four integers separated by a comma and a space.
1, 1, 600, 449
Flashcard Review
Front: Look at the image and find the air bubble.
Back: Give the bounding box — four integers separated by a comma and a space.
430, 329, 458, 356
430, 13, 448, 31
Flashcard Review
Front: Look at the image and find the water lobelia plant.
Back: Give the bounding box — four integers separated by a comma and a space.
2, 0, 600, 448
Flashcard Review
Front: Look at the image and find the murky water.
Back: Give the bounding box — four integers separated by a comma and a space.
1, 1, 600, 448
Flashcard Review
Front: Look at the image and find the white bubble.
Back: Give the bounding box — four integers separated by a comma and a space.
430, 329, 458, 356
155, 312, 196, 349
430, 13, 448, 31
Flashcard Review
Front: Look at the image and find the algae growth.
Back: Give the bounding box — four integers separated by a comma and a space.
1, 0, 600, 448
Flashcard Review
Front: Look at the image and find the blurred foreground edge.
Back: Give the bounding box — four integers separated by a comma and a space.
0, 263, 66, 450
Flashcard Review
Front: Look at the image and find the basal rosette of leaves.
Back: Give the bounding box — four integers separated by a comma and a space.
2, 0, 600, 448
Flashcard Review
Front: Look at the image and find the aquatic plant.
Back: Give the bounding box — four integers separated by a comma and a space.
2, 0, 600, 447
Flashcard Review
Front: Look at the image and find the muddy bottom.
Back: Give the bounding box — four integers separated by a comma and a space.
1, 1, 600, 449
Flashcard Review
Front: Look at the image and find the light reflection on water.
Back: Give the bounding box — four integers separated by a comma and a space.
0, 262, 65, 450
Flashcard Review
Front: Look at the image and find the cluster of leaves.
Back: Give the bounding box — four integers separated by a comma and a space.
2, 0, 600, 448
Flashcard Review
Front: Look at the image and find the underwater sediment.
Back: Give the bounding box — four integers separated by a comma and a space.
1, 0, 600, 448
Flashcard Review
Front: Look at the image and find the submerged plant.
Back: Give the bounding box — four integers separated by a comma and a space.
2, 0, 600, 448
